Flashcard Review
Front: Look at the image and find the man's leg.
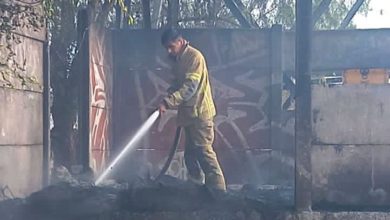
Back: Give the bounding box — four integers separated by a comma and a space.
183, 127, 204, 185
188, 120, 226, 191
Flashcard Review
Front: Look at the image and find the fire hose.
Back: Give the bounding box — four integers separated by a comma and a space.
154, 126, 182, 180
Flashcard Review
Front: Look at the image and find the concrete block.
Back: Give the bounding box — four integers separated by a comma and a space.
312, 85, 390, 145
283, 29, 390, 71
0, 37, 44, 92
0, 145, 43, 199
0, 88, 42, 145
312, 145, 390, 206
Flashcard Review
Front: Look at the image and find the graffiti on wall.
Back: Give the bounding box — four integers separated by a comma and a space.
89, 25, 112, 173
130, 52, 271, 181
112, 30, 295, 185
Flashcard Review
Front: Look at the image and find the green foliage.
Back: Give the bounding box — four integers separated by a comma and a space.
314, 0, 370, 29
0, 1, 45, 89
40, 0, 371, 30
176, 0, 371, 29
0, 0, 373, 110
115, 0, 134, 25
0, 0, 367, 93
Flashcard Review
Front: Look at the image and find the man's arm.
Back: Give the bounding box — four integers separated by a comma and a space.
167, 80, 179, 95
163, 55, 203, 108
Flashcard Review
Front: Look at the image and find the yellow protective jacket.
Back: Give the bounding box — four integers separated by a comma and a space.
163, 44, 216, 126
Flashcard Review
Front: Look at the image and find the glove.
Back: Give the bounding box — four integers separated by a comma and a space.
158, 100, 168, 114
167, 86, 177, 95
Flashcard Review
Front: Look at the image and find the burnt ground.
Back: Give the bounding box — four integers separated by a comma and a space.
0, 172, 294, 220
2, 165, 390, 220
3, 174, 390, 220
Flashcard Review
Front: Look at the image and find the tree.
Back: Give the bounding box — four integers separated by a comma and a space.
175, 0, 371, 29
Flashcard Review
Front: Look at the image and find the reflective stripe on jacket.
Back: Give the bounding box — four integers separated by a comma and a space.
164, 44, 216, 126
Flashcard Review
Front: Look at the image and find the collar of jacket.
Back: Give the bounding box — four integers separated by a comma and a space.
175, 41, 189, 61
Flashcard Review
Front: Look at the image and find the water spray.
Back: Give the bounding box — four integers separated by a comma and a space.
95, 110, 160, 186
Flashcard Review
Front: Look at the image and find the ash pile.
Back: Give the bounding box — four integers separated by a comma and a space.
0, 167, 293, 220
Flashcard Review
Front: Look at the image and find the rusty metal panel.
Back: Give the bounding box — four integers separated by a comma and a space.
343, 69, 389, 84
89, 24, 113, 173
312, 145, 390, 207
0, 145, 43, 200
110, 29, 294, 186
283, 29, 390, 72
0, 88, 42, 145
312, 85, 390, 145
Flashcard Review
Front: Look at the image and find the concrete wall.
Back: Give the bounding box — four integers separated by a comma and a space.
312, 85, 390, 207
284, 29, 390, 208
313, 85, 390, 144
283, 29, 390, 72
0, 1, 45, 199
106, 28, 390, 208
110, 29, 295, 187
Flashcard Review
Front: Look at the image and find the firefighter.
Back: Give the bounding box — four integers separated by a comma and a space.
158, 28, 226, 191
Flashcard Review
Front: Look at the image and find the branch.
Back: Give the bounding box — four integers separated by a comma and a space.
141, 0, 151, 29
178, 16, 209, 23
339, 0, 365, 29
216, 16, 241, 28
233, 0, 259, 27
167, 0, 179, 27
312, 0, 332, 26
102, 0, 115, 14
100, 0, 116, 21
223, 0, 252, 28
12, 0, 41, 6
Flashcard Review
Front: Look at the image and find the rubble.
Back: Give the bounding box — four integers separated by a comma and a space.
0, 170, 294, 220
2, 173, 390, 220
